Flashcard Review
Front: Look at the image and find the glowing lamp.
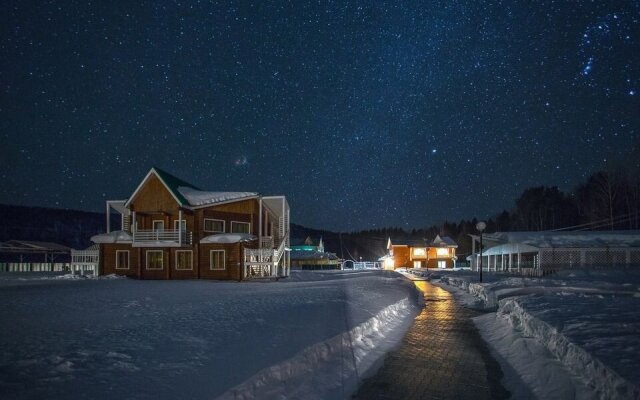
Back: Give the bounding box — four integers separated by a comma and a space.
384, 257, 395, 269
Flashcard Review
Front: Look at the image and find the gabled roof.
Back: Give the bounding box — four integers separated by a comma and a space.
388, 237, 428, 248
431, 235, 458, 248
153, 166, 200, 206
125, 167, 259, 209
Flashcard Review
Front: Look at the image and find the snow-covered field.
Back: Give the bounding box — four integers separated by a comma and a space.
0, 270, 421, 400
407, 268, 640, 400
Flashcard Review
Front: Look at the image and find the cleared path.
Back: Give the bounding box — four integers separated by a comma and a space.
354, 280, 509, 400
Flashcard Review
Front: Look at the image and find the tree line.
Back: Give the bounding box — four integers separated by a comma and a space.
344, 161, 640, 258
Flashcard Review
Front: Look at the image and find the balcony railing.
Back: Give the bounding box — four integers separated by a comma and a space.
133, 229, 192, 246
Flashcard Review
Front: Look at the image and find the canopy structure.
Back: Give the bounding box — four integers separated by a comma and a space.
200, 233, 257, 244
0, 240, 71, 255
468, 230, 640, 275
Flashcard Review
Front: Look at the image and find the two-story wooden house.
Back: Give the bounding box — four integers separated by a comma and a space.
383, 235, 458, 270
87, 167, 290, 280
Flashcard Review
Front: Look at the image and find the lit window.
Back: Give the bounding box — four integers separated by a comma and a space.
210, 250, 225, 270
204, 219, 224, 232
413, 248, 426, 256
146, 250, 164, 270
175, 251, 193, 270
116, 250, 130, 270
436, 248, 449, 256
231, 221, 251, 234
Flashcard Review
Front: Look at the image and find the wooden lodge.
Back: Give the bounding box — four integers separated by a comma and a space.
82, 167, 290, 280
382, 235, 458, 270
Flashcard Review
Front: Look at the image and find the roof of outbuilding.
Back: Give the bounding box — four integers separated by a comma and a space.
479, 230, 640, 249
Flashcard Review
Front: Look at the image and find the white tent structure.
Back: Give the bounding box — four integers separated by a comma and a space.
468, 231, 640, 276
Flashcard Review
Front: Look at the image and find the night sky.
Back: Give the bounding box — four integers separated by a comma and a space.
1, 1, 639, 231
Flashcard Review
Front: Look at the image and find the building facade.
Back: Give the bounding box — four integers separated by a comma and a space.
383, 235, 458, 270
87, 167, 290, 280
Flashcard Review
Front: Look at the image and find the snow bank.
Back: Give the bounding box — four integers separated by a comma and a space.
426, 269, 640, 399
0, 270, 419, 399
498, 295, 640, 399
219, 297, 415, 400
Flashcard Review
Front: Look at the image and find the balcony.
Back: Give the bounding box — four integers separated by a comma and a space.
132, 229, 192, 247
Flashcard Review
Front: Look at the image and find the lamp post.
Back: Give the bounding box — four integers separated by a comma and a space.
476, 221, 486, 283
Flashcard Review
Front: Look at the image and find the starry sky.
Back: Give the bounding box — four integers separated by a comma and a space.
1, 1, 639, 231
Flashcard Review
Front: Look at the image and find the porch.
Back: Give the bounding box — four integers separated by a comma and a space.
243, 196, 290, 279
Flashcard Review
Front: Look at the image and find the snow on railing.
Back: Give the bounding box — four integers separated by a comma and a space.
133, 229, 192, 245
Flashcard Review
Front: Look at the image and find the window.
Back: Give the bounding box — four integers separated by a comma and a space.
152, 220, 165, 231
210, 250, 225, 270
438, 261, 447, 269
413, 261, 422, 268
413, 248, 426, 256
175, 250, 193, 270
116, 250, 130, 270
173, 219, 187, 231
230, 221, 251, 234
146, 250, 164, 270
204, 219, 225, 233
436, 248, 449, 256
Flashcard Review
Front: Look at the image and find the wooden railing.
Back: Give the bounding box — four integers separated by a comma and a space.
244, 232, 288, 278
133, 229, 192, 245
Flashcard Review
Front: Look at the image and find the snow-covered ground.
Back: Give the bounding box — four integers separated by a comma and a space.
0, 270, 421, 400
406, 268, 640, 400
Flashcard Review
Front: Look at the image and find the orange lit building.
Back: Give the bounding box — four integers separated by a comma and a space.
383, 235, 458, 270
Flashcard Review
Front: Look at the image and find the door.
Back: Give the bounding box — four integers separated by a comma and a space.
438, 261, 446, 269
153, 220, 165, 231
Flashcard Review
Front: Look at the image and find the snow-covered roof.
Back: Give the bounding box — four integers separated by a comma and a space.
482, 231, 640, 249
431, 235, 458, 248
178, 187, 258, 207
91, 231, 133, 244
200, 233, 257, 244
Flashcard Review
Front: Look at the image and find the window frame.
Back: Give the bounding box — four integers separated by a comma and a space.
209, 250, 226, 270
230, 221, 251, 234
146, 250, 164, 270
175, 250, 193, 270
204, 218, 225, 233
173, 219, 187, 231
152, 220, 165, 231
115, 250, 130, 270
436, 248, 449, 257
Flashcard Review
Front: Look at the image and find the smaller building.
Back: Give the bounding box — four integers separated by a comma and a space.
467, 230, 640, 276
383, 235, 458, 270
290, 237, 341, 270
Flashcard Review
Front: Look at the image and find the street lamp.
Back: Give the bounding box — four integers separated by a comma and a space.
476, 221, 486, 283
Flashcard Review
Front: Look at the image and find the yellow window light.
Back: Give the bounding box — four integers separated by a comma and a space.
436, 248, 449, 256
413, 248, 426, 256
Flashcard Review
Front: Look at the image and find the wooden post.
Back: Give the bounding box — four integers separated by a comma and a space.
178, 209, 183, 246
106, 202, 111, 233
258, 197, 262, 247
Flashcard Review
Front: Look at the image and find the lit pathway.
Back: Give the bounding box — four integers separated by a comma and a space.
354, 280, 509, 400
